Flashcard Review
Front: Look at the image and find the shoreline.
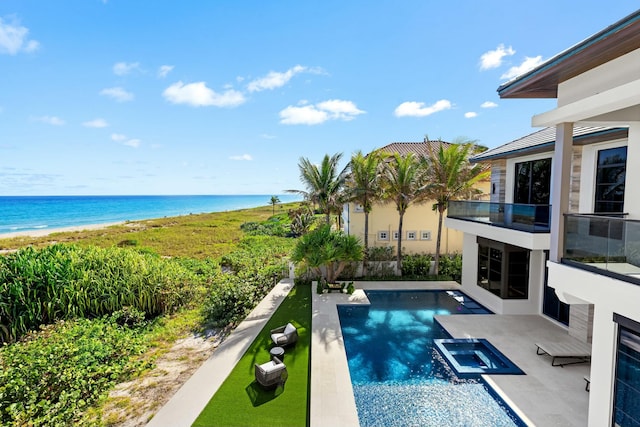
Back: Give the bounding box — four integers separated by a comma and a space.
0, 222, 126, 239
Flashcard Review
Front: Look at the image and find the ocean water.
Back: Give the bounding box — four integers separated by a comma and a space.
0, 194, 301, 235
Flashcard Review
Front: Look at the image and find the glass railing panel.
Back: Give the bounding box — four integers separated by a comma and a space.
564, 214, 640, 280
448, 201, 550, 232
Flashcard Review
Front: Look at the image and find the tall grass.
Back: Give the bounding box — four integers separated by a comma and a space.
0, 244, 204, 343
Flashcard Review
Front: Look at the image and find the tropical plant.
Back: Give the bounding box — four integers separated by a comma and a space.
345, 150, 385, 276
422, 140, 490, 274
381, 152, 428, 274
291, 224, 363, 283
288, 205, 316, 237
269, 195, 281, 215
287, 153, 348, 225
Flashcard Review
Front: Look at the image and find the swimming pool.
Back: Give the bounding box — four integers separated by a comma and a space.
337, 290, 526, 427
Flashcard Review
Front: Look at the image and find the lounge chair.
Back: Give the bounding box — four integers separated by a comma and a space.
535, 339, 592, 367
255, 357, 288, 389
270, 322, 298, 347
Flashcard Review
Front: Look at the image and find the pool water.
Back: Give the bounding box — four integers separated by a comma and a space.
337, 290, 526, 427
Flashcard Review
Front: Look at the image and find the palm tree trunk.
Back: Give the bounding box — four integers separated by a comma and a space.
363, 211, 369, 277
435, 205, 445, 275
397, 211, 404, 275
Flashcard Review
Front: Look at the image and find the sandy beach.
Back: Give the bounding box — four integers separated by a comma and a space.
0, 222, 125, 239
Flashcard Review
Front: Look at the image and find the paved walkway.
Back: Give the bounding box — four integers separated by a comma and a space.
146, 279, 293, 427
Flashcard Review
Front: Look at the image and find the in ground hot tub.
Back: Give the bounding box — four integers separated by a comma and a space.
434, 338, 524, 376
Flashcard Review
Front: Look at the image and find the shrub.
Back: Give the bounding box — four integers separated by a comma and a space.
439, 253, 463, 282
0, 317, 151, 427
0, 244, 200, 343
367, 246, 396, 261
402, 253, 433, 277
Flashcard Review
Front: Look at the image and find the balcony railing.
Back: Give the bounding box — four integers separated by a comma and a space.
447, 201, 551, 233
563, 213, 640, 283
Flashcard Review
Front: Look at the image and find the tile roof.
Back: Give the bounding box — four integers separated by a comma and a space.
376, 140, 451, 157
471, 126, 627, 162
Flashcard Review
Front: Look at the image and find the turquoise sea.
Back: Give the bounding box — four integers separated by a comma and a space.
0, 195, 301, 235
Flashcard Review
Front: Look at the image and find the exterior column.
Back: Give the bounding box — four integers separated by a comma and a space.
624, 122, 640, 219
549, 123, 573, 262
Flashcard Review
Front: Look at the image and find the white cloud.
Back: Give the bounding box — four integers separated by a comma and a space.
260, 133, 276, 139
162, 81, 245, 107
0, 17, 40, 55
464, 112, 478, 118
82, 118, 109, 128
33, 115, 65, 126
279, 99, 365, 125
113, 62, 140, 76
111, 133, 140, 148
480, 44, 515, 70
481, 101, 498, 108
123, 138, 141, 148
158, 65, 174, 78
100, 87, 134, 102
501, 56, 544, 80
394, 99, 452, 118
247, 65, 307, 92
230, 154, 253, 161
316, 100, 365, 121
280, 105, 328, 125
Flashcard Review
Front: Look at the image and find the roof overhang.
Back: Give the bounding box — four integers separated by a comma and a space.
498, 10, 640, 99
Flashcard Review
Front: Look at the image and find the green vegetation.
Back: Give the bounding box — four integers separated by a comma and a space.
0, 244, 203, 343
291, 224, 363, 283
193, 280, 311, 427
0, 316, 151, 427
0, 203, 300, 426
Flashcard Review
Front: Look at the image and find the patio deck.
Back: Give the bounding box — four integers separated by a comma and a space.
311, 281, 590, 427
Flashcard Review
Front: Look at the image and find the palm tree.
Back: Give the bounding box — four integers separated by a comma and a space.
287, 153, 347, 225
269, 195, 281, 215
344, 150, 384, 276
381, 152, 427, 275
422, 139, 490, 275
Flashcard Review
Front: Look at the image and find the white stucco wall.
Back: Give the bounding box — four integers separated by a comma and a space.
548, 261, 640, 427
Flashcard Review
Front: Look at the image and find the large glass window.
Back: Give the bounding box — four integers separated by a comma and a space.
477, 238, 529, 300
595, 146, 627, 214
514, 158, 552, 205
614, 321, 640, 426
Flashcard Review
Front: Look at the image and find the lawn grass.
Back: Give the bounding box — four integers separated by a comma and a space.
193, 282, 312, 427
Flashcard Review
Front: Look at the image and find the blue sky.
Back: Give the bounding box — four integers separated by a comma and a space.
1, 1, 638, 196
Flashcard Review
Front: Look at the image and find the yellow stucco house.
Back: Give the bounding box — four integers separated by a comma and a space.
342, 139, 490, 255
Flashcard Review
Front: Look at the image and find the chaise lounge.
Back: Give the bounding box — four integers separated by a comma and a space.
535, 339, 592, 367
255, 357, 288, 389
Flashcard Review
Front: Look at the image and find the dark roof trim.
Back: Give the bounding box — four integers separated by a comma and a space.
498, 9, 640, 99
471, 127, 628, 162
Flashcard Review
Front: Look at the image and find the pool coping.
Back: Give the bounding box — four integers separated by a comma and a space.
309, 280, 461, 427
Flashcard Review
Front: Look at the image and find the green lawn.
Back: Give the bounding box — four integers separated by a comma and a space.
193, 282, 312, 427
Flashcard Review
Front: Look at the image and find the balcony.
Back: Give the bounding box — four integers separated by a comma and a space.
447, 201, 551, 233
563, 213, 640, 284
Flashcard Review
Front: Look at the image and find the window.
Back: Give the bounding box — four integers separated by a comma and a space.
407, 231, 416, 240
421, 231, 432, 240
514, 158, 551, 205
354, 204, 364, 213
378, 231, 388, 241
595, 146, 627, 214
613, 315, 640, 426
542, 250, 569, 325
392, 231, 399, 241
477, 237, 529, 299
